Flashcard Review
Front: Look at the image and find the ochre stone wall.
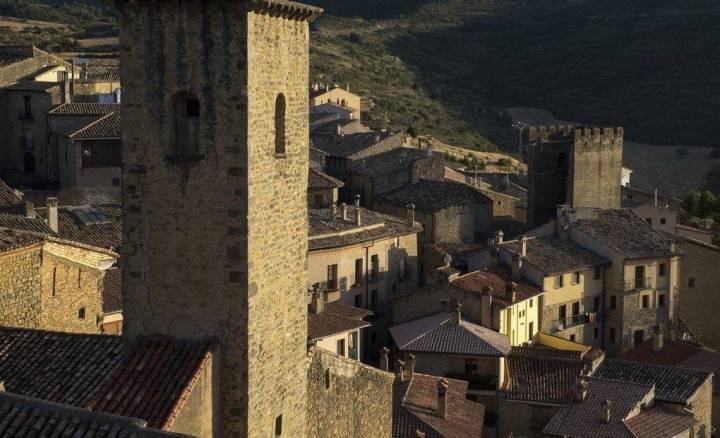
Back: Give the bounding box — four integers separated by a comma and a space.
307, 348, 393, 438
0, 245, 44, 328
569, 128, 623, 211
117, 1, 312, 436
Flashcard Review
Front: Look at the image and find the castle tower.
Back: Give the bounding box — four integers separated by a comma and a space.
114, 0, 322, 436
527, 125, 623, 227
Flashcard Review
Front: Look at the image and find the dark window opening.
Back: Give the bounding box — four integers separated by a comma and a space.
570, 334, 576, 342
354, 258, 363, 285
354, 294, 362, 308
660, 218, 667, 225
327, 264, 338, 290
610, 295, 617, 310
689, 277, 696, 288
572, 301, 580, 316
22, 96, 32, 118
609, 327, 616, 344
78, 307, 86, 320
658, 294, 666, 307
659, 263, 666, 277
172, 92, 201, 159
275, 94, 286, 156
82, 141, 121, 168
275, 415, 283, 437
594, 267, 602, 280
24, 152, 35, 173
634, 330, 644, 346
559, 305, 567, 320
641, 295, 649, 309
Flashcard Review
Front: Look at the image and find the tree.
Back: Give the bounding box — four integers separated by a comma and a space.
682, 190, 701, 217
697, 190, 718, 218
406, 126, 418, 138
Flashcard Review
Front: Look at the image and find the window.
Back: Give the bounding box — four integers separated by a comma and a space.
313, 194, 323, 207
77, 269, 82, 287
658, 294, 666, 308
634, 330, 645, 346
370, 290, 378, 310
572, 301, 580, 317
354, 258, 363, 285
659, 263, 666, 277
559, 305, 567, 320
354, 294, 363, 308
572, 272, 580, 285
22, 96, 32, 118
641, 295, 650, 309
610, 295, 617, 310
646, 218, 652, 225
554, 275, 564, 289
52, 267, 57, 296
570, 334, 576, 342
660, 218, 667, 225
327, 264, 338, 290
593, 296, 600, 312
594, 327, 599, 339
635, 265, 646, 289
274, 94, 286, 156
336, 339, 345, 356
275, 415, 283, 437
689, 277, 696, 288
529, 299, 533, 308
78, 307, 86, 320
594, 267, 602, 280
529, 321, 534, 338
24, 152, 35, 173
465, 358, 479, 375
173, 92, 200, 159
324, 369, 331, 390
609, 327, 616, 344
370, 255, 379, 280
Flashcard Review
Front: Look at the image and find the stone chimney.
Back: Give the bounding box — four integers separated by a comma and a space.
511, 254, 523, 281
396, 360, 407, 381
481, 286, 493, 328
520, 235, 528, 257
653, 325, 664, 352
374, 134, 381, 143
354, 194, 361, 207
406, 204, 416, 226
426, 143, 433, 157
505, 282, 518, 304
437, 378, 448, 419
310, 285, 324, 314
576, 377, 589, 402
355, 207, 362, 226
46, 197, 58, 233
407, 354, 416, 378
341, 203, 348, 221
450, 300, 462, 325
380, 347, 390, 371
329, 204, 337, 221
601, 400, 612, 424
22, 201, 35, 218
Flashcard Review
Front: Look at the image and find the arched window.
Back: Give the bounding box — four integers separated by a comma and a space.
341, 99, 347, 107
275, 94, 286, 157
172, 92, 200, 159
24, 152, 35, 173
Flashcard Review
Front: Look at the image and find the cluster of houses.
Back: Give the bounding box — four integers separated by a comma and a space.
0, 5, 719, 436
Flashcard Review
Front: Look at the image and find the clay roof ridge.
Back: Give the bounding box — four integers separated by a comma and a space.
66, 111, 118, 138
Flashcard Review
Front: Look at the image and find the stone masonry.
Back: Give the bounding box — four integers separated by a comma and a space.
116, 0, 321, 436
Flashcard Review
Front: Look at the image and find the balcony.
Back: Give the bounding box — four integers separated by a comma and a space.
446, 372, 497, 391
625, 277, 653, 291
554, 312, 599, 332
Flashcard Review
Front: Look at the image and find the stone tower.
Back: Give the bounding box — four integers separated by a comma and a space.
527, 125, 623, 228
115, 0, 322, 436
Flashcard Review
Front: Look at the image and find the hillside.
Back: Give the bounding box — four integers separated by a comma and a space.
1, 0, 718, 151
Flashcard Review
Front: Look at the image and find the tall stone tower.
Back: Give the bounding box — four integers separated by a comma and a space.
115, 0, 322, 436
527, 125, 623, 228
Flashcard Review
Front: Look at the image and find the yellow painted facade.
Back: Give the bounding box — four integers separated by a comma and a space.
498, 295, 542, 346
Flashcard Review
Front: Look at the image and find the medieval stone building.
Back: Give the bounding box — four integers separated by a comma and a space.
526, 126, 623, 227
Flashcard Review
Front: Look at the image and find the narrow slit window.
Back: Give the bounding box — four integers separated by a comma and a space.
274, 94, 286, 156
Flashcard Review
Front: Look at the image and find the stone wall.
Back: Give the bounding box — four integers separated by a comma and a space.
688, 375, 713, 437
497, 398, 558, 438
478, 187, 517, 218
307, 348, 393, 438
392, 281, 485, 326
117, 1, 315, 436
0, 245, 43, 328
569, 128, 623, 211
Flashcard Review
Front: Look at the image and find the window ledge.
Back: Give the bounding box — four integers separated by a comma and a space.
274, 152, 287, 159
165, 154, 205, 163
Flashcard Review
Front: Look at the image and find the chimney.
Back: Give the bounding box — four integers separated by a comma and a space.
46, 197, 58, 233
601, 400, 612, 424
520, 235, 528, 257
354, 194, 361, 207
407, 354, 416, 378
481, 286, 493, 328
406, 204, 416, 226
355, 206, 362, 226
310, 285, 324, 314
654, 187, 659, 207
22, 201, 35, 218
511, 254, 523, 281
380, 347, 390, 371
426, 143, 433, 157
336, 123, 342, 136
495, 230, 504, 246
576, 377, 589, 402
505, 282, 518, 303
450, 300, 462, 325
653, 325, 664, 352
437, 378, 448, 419
329, 204, 337, 221
341, 203, 348, 221
415, 431, 426, 438
346, 83, 350, 92
396, 360, 406, 381
70, 59, 75, 96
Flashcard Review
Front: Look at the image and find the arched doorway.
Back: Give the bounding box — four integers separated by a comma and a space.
24, 152, 36, 173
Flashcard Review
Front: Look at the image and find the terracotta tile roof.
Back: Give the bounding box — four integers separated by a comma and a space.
573, 209, 678, 259
311, 132, 404, 159
0, 327, 215, 430
0, 214, 54, 234
390, 312, 511, 357
501, 347, 592, 403
623, 406, 697, 438
0, 180, 23, 215
542, 377, 654, 437
450, 267, 543, 307
0, 392, 184, 437
308, 302, 372, 340
49, 103, 120, 116
102, 267, 122, 314
3, 80, 60, 91
377, 179, 492, 213
308, 167, 344, 189
308, 206, 420, 251
0, 228, 44, 252
501, 235, 610, 276
620, 339, 720, 393
349, 147, 434, 177
393, 373, 484, 438
68, 111, 121, 139
594, 359, 711, 404
36, 205, 122, 251
0, 56, 26, 68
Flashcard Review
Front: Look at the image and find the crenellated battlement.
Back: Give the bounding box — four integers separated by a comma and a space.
526, 125, 623, 147
573, 127, 623, 147
526, 125, 576, 143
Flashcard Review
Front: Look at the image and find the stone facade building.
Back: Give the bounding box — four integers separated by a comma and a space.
307, 167, 343, 207
526, 126, 623, 227
309, 83, 361, 120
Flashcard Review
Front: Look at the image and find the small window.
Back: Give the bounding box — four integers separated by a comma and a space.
559, 304, 567, 320
610, 295, 617, 310
658, 294, 666, 308
23, 96, 32, 118
354, 294, 362, 308
324, 369, 331, 390
52, 267, 57, 296
689, 277, 696, 288
354, 258, 363, 285
660, 218, 667, 225
78, 307, 86, 320
609, 327, 616, 344
274, 94, 287, 156
554, 275, 564, 289
641, 295, 650, 309
572, 272, 580, 285
77, 269, 82, 287
529, 321, 534, 337
646, 218, 652, 225
572, 301, 580, 316
594, 267, 602, 280
465, 358, 479, 375
594, 327, 599, 339
172, 92, 201, 159
570, 334, 576, 342
327, 264, 338, 290
529, 299, 533, 308
275, 415, 283, 437
336, 339, 345, 356
370, 255, 379, 280
659, 263, 666, 277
